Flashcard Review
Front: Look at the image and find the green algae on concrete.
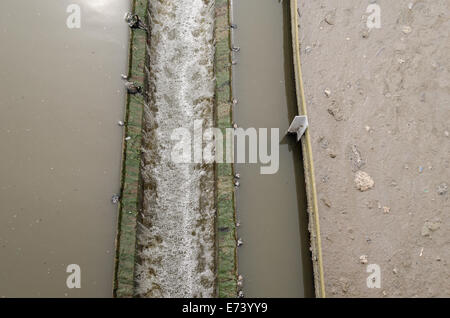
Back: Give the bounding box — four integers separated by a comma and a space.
113, 0, 147, 298
215, 0, 238, 298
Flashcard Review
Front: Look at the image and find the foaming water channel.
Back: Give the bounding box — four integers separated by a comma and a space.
232, 0, 314, 297
135, 0, 216, 298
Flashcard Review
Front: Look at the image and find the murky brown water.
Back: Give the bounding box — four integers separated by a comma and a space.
233, 0, 314, 297
0, 0, 129, 297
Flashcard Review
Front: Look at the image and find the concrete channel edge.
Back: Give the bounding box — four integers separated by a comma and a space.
290, 0, 326, 298
113, 0, 147, 298
215, 0, 239, 298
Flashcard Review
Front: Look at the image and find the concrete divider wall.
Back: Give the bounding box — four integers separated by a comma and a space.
114, 0, 147, 298
215, 0, 238, 298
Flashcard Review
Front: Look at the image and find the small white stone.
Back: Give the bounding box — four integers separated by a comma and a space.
360, 255, 368, 264
354, 171, 375, 191
402, 26, 412, 34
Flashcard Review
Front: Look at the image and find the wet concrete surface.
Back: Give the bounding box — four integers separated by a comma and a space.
0, 0, 129, 297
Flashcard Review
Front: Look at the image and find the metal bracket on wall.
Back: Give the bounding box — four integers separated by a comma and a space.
287, 115, 308, 141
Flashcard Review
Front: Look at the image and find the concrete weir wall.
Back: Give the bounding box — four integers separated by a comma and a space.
135, 0, 216, 297
214, 0, 238, 297
114, 0, 147, 298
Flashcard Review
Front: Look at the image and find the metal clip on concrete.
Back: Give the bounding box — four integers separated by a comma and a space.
287, 115, 308, 141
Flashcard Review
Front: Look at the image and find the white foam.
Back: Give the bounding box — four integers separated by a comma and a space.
135, 0, 216, 298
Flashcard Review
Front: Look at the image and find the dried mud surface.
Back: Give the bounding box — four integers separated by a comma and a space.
298, 0, 449, 297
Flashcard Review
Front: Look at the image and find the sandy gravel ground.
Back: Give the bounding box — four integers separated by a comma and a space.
297, 0, 449, 297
